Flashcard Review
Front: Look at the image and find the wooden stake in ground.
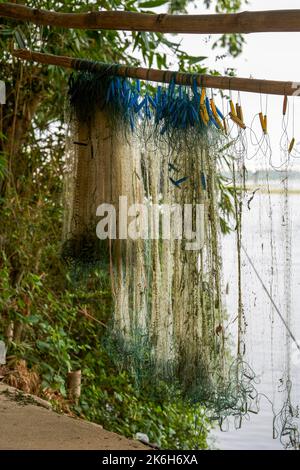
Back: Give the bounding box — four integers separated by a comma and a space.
67, 370, 81, 403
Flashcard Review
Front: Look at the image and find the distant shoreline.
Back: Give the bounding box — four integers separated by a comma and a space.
246, 186, 300, 194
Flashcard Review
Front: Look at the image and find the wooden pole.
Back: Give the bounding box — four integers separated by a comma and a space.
12, 49, 300, 97
2, 3, 300, 34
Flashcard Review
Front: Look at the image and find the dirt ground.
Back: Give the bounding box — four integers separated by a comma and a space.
0, 384, 148, 450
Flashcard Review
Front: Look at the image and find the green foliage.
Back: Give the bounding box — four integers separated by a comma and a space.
0, 233, 210, 449
140, 0, 169, 8
213, 32, 246, 58
169, 0, 247, 16
0, 152, 6, 179
214, 0, 247, 12
81, 371, 210, 449
207, 0, 248, 56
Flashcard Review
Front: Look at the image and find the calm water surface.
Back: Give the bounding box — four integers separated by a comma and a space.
212, 185, 300, 450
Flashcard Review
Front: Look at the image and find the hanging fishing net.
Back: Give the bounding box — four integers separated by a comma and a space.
61, 65, 272, 428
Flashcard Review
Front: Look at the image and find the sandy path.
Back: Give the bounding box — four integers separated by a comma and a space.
0, 384, 148, 450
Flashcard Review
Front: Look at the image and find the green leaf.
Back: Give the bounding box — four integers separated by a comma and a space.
188, 56, 207, 65
36, 340, 51, 351
133, 32, 141, 52
139, 0, 168, 8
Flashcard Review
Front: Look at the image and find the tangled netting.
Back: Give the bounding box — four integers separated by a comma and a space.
62, 68, 278, 429
272, 379, 300, 449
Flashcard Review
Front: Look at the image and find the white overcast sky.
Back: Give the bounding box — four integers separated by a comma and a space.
159, 0, 300, 170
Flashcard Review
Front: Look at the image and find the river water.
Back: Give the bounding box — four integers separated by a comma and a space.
212, 181, 300, 450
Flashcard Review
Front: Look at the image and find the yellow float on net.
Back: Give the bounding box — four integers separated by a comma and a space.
199, 88, 209, 125
288, 137, 295, 154
210, 98, 217, 116
200, 103, 210, 125
210, 99, 223, 130
200, 108, 208, 126
200, 88, 206, 106
230, 100, 236, 117
259, 112, 267, 134
263, 115, 267, 134
229, 112, 246, 130
259, 112, 264, 130
236, 103, 244, 124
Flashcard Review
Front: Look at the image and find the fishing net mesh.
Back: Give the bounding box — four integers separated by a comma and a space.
62, 70, 261, 423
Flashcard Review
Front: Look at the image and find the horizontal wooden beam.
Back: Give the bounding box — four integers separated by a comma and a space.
12, 49, 300, 97
2, 3, 300, 34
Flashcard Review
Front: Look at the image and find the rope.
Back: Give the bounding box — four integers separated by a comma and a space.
241, 243, 300, 352
72, 59, 120, 77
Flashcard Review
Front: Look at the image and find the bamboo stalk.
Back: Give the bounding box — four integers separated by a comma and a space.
2, 3, 300, 34
12, 49, 300, 97
5, 322, 14, 344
